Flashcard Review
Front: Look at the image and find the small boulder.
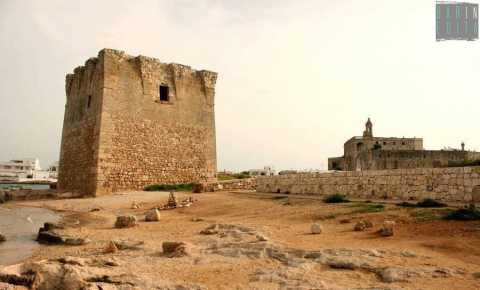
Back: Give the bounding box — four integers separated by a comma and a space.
131, 201, 139, 209
311, 223, 323, 234
0, 233, 6, 242
378, 267, 415, 283
379, 220, 395, 237
37, 231, 64, 244
354, 220, 373, 231
114, 215, 137, 228
162, 241, 191, 257
145, 209, 160, 222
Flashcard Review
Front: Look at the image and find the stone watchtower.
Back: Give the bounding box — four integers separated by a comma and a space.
58, 49, 218, 196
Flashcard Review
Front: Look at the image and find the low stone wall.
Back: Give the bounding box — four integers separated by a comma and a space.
215, 178, 257, 191
0, 189, 81, 203
256, 167, 480, 203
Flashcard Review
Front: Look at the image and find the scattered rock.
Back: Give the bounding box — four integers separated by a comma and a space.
0, 282, 28, 289
191, 217, 204, 222
431, 268, 453, 278
378, 267, 417, 283
89, 208, 101, 212
104, 241, 118, 254
0, 233, 6, 242
339, 219, 351, 224
0, 268, 32, 287
256, 234, 268, 242
200, 224, 219, 235
36, 223, 89, 246
112, 239, 144, 250
114, 215, 137, 228
37, 230, 89, 246
145, 209, 161, 222
63, 237, 90, 246
379, 220, 395, 237
311, 223, 322, 234
131, 201, 140, 209
472, 272, 480, 279
162, 241, 191, 257
326, 257, 359, 270
37, 231, 64, 244
354, 220, 373, 231
400, 250, 417, 258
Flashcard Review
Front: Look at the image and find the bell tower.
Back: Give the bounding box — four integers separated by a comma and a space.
363, 118, 373, 138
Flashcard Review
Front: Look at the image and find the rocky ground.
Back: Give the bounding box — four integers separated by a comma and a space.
1, 191, 480, 289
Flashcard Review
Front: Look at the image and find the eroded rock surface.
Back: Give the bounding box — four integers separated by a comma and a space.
0, 257, 205, 290
0, 222, 466, 289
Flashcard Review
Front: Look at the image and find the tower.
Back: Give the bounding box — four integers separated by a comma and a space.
363, 118, 373, 138
58, 49, 218, 196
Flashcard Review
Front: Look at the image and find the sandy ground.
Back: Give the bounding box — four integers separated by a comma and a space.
3, 190, 480, 289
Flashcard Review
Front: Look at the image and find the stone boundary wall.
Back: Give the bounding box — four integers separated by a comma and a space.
0, 190, 82, 203
215, 178, 257, 191
256, 167, 480, 203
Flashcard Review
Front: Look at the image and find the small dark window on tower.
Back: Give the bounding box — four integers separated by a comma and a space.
87, 95, 92, 108
159, 85, 169, 102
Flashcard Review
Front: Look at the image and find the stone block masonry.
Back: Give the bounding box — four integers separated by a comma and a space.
58, 49, 217, 196
256, 167, 480, 203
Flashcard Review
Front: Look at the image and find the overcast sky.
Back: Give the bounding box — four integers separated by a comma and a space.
0, 0, 479, 171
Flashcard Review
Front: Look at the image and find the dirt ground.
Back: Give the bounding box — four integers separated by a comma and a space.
4, 190, 480, 289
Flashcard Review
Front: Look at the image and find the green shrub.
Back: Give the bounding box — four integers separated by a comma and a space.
444, 206, 480, 221
416, 198, 447, 208
144, 183, 193, 192
232, 173, 250, 179
397, 199, 447, 208
324, 194, 350, 203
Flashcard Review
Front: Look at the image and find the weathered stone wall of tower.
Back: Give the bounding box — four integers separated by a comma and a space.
95, 49, 217, 194
58, 56, 104, 195
58, 49, 217, 196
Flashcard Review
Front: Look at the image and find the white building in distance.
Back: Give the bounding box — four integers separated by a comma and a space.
0, 158, 57, 182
